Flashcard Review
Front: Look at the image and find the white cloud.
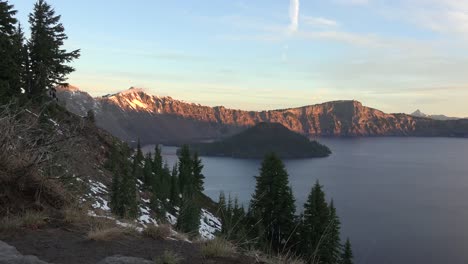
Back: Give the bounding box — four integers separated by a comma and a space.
303, 16, 339, 27
289, 0, 300, 32
297, 30, 381, 47
375, 0, 468, 38
334, 0, 369, 5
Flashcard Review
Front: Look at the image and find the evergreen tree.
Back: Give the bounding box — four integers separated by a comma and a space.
169, 164, 180, 206
340, 238, 354, 264
134, 138, 144, 165
152, 145, 163, 177
301, 180, 330, 263
143, 153, 153, 189
110, 145, 124, 216
218, 191, 227, 233
159, 162, 171, 201
109, 142, 138, 218
323, 200, 342, 264
178, 144, 193, 196
0, 0, 18, 102
28, 0, 80, 101
132, 139, 144, 182
10, 22, 28, 98
192, 152, 205, 193
249, 153, 296, 252
120, 157, 138, 218
176, 195, 201, 235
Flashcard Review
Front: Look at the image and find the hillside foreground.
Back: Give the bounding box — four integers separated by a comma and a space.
0, 103, 260, 264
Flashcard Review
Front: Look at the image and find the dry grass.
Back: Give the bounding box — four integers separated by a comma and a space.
0, 211, 48, 232
172, 230, 189, 241
62, 206, 89, 224
200, 237, 237, 258
154, 250, 183, 264
21, 211, 47, 229
143, 224, 172, 240
0, 216, 22, 232
0, 104, 69, 215
247, 250, 305, 264
87, 226, 139, 241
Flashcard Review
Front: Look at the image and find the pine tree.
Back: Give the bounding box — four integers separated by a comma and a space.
132, 140, 144, 182
10, 22, 28, 99
134, 138, 144, 165
323, 200, 342, 264
159, 162, 171, 201
152, 145, 163, 177
176, 195, 201, 235
169, 164, 180, 206
109, 142, 138, 219
120, 157, 138, 218
249, 153, 296, 252
340, 238, 354, 264
192, 152, 205, 193
178, 145, 193, 196
301, 180, 330, 263
143, 153, 153, 189
218, 191, 227, 233
0, 0, 18, 102
28, 0, 80, 101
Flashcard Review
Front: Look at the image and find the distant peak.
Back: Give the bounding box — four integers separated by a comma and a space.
119, 87, 146, 94
411, 109, 427, 117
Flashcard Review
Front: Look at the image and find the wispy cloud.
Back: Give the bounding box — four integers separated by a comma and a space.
334, 0, 369, 5
302, 16, 339, 27
289, 0, 300, 32
297, 30, 381, 47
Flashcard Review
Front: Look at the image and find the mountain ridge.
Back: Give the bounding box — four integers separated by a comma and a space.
56, 86, 468, 144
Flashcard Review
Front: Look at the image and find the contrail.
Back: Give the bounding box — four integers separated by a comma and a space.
289, 0, 300, 32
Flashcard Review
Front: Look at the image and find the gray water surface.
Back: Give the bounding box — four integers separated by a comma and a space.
144, 137, 468, 264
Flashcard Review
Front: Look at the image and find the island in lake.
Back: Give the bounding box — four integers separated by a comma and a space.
190, 122, 332, 159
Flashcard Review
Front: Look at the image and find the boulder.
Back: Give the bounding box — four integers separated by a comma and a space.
0, 240, 49, 264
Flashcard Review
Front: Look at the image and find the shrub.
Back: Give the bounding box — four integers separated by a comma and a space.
247, 250, 305, 264
20, 211, 47, 229
0, 105, 69, 216
0, 216, 21, 232
143, 224, 171, 240
200, 237, 236, 258
154, 250, 183, 264
63, 206, 88, 224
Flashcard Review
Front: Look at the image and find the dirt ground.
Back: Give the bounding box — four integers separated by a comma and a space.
0, 227, 258, 264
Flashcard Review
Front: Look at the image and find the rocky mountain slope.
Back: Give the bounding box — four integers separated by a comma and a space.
57, 86, 468, 145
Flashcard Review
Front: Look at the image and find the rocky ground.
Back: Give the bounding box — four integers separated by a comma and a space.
0, 226, 257, 264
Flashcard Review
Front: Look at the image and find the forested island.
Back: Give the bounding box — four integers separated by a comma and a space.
190, 122, 332, 159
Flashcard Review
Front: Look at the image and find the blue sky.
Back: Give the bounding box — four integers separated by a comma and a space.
12, 0, 468, 116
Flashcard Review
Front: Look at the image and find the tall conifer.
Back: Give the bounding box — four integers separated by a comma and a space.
28, 0, 80, 101
178, 145, 192, 195
301, 180, 330, 263
340, 238, 354, 264
249, 153, 296, 252
0, 0, 18, 102
192, 152, 205, 193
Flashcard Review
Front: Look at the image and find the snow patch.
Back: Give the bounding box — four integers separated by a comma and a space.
199, 209, 222, 240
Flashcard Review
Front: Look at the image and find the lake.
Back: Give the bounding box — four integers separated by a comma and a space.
144, 137, 468, 264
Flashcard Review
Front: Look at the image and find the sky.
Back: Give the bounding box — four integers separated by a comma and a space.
12, 0, 468, 116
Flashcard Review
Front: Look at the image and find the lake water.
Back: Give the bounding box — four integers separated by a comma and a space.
144, 137, 468, 264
